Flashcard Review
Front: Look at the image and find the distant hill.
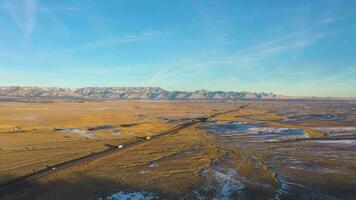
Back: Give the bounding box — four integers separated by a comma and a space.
0, 86, 281, 101
1, 86, 354, 101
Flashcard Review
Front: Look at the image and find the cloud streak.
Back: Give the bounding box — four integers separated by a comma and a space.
1, 1, 82, 40
148, 30, 330, 83
225, 31, 330, 63
1, 0, 37, 40
38, 5, 81, 12
318, 17, 342, 25
60, 30, 167, 54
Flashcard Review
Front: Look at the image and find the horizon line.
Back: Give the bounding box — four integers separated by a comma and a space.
0, 85, 355, 99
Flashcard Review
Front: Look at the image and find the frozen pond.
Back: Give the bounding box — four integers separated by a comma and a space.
201, 121, 308, 141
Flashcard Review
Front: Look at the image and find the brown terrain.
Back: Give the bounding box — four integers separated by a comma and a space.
0, 100, 355, 199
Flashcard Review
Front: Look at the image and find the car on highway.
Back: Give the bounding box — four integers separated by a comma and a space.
118, 144, 123, 148
146, 136, 151, 140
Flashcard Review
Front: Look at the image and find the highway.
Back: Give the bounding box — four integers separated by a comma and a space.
0, 104, 249, 197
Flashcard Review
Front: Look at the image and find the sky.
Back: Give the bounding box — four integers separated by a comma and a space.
0, 0, 355, 97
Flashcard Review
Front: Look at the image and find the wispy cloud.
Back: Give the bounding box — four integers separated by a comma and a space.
0, 0, 82, 40
318, 17, 342, 25
148, 30, 331, 83
222, 31, 330, 64
60, 30, 167, 54
38, 5, 81, 12
147, 59, 220, 84
1, 0, 37, 40
148, 68, 169, 83
148, 67, 193, 84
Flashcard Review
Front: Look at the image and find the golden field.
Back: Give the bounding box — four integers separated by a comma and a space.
1, 100, 355, 199
0, 101, 239, 185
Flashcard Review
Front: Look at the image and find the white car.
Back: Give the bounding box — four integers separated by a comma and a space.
146, 136, 151, 140
52, 167, 56, 170
118, 144, 124, 149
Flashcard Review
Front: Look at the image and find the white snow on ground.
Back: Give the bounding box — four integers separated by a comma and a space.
200, 167, 245, 200
139, 170, 150, 174
313, 127, 356, 136
314, 127, 356, 132
58, 128, 96, 139
294, 166, 349, 174
313, 140, 356, 145
244, 127, 305, 135
148, 162, 158, 168
213, 169, 245, 200
203, 121, 307, 137
271, 171, 290, 200
99, 191, 157, 200
110, 130, 121, 136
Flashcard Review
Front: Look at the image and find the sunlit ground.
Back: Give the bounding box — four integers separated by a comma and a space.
0, 100, 355, 199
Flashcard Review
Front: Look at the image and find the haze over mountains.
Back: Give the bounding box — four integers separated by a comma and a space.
0, 86, 281, 101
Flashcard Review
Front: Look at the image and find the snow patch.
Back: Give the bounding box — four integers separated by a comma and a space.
200, 167, 245, 200
56, 128, 96, 139
202, 121, 308, 141
313, 127, 356, 136
148, 162, 158, 168
313, 140, 356, 145
110, 130, 121, 136
99, 191, 157, 200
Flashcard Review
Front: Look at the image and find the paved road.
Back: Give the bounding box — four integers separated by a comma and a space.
0, 104, 249, 197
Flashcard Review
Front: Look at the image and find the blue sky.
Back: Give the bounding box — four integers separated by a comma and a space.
0, 0, 355, 97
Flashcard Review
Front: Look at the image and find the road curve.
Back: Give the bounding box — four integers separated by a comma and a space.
0, 104, 249, 197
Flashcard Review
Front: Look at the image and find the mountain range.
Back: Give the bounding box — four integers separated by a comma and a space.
0, 86, 281, 101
